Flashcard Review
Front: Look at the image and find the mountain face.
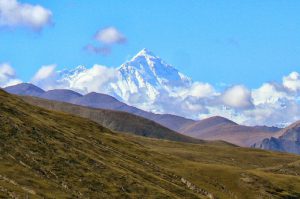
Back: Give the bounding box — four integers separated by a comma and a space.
40, 89, 83, 102
4, 83, 194, 132
1, 89, 300, 198
72, 92, 127, 110
110, 48, 191, 103
181, 116, 280, 147
252, 121, 300, 154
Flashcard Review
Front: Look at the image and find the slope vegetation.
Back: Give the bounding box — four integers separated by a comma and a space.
1, 89, 300, 198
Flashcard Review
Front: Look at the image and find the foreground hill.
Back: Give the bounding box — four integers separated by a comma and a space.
21, 95, 200, 143
253, 120, 300, 154
180, 116, 280, 146
1, 89, 300, 198
4, 83, 195, 132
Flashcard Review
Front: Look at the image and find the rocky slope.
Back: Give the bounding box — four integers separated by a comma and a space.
252, 120, 300, 154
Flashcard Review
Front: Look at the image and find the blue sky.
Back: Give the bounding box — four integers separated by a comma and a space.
1, 0, 300, 88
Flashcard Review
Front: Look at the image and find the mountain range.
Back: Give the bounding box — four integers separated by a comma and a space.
5, 83, 282, 147
4, 83, 195, 132
49, 48, 193, 112
6, 49, 300, 154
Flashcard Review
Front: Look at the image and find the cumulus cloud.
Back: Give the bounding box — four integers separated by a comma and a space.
31, 64, 58, 90
95, 27, 126, 44
0, 0, 52, 30
85, 27, 126, 55
221, 85, 253, 109
31, 64, 118, 94
62, 64, 118, 94
252, 83, 289, 105
178, 82, 215, 99
283, 72, 300, 92
0, 63, 21, 87
32, 64, 56, 82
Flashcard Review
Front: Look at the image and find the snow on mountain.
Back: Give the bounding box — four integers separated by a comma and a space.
47, 49, 195, 112
28, 49, 217, 117
110, 48, 192, 104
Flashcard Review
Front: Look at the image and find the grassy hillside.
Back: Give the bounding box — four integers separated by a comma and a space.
21, 95, 200, 144
1, 89, 300, 198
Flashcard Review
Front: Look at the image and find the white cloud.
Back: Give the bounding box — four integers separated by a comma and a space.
243, 100, 300, 127
85, 27, 126, 55
62, 64, 118, 94
32, 64, 56, 81
252, 83, 289, 105
178, 82, 215, 99
31, 64, 58, 90
31, 64, 118, 94
0, 0, 52, 30
0, 63, 21, 87
198, 106, 247, 124
221, 85, 253, 109
283, 72, 300, 92
95, 27, 126, 44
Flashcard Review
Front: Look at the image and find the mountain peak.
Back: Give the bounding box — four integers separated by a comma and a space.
114, 48, 192, 102
132, 48, 157, 60
4, 83, 45, 97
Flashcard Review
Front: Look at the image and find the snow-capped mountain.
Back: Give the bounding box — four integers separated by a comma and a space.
110, 48, 192, 104
53, 48, 193, 110
28, 48, 214, 117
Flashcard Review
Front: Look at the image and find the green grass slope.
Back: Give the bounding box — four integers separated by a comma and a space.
21, 95, 201, 143
0, 89, 300, 198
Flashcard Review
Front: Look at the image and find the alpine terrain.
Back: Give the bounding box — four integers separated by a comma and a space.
1, 89, 300, 198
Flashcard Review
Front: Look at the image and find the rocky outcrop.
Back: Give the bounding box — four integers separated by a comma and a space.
252, 121, 300, 154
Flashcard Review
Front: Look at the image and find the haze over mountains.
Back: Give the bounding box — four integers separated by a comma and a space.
180, 116, 281, 146
5, 83, 282, 148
